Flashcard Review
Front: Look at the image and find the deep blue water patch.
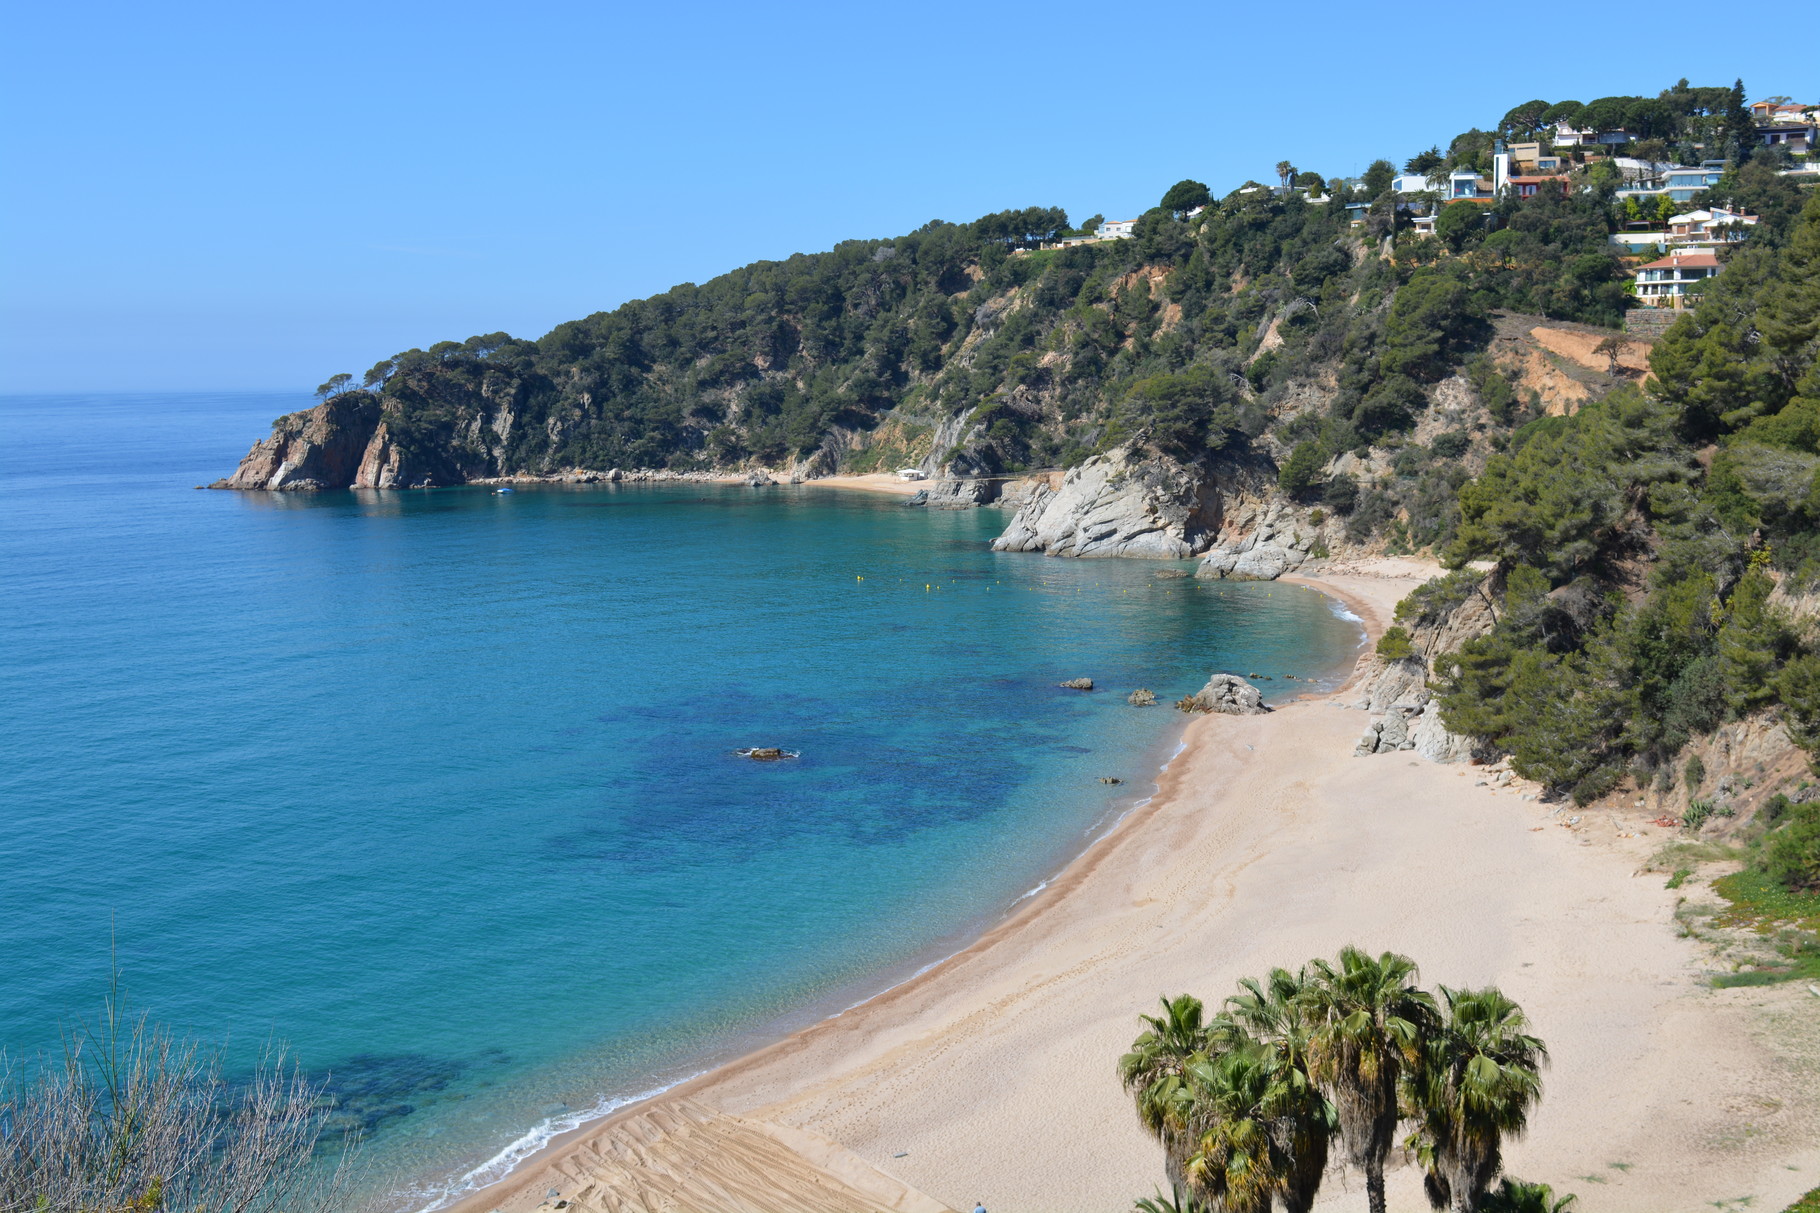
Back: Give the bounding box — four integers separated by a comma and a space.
0, 393, 1364, 1208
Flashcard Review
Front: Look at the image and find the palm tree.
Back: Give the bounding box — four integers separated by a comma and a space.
1182, 1044, 1288, 1213
1405, 986, 1548, 1213
1222, 969, 1332, 1213
1478, 1177, 1575, 1212
1302, 947, 1436, 1213
1276, 160, 1295, 193
1132, 1188, 1210, 1213
1120, 995, 1214, 1191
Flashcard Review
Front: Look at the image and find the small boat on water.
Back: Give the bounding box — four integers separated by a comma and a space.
495, 486, 515, 494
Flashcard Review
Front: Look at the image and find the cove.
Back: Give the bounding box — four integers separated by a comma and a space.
0, 392, 1365, 1208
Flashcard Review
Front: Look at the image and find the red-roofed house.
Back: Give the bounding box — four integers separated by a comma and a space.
1634, 250, 1720, 308
1506, 174, 1571, 199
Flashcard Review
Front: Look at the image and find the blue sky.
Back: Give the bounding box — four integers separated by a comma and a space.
2, 0, 1812, 392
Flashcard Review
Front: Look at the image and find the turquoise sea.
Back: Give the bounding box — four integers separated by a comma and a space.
0, 392, 1365, 1208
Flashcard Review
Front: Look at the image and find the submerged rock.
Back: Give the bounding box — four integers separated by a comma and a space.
1058, 677, 1094, 690
1178, 673, 1269, 715
736, 747, 798, 761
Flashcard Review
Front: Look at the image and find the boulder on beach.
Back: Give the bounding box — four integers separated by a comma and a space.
1177, 673, 1269, 716
1058, 678, 1094, 690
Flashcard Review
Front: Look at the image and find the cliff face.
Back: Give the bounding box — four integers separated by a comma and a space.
214, 395, 387, 490
214, 386, 515, 490
1196, 500, 1314, 580
990, 446, 1273, 560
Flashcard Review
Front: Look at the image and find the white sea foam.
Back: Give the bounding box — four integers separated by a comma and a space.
1013, 876, 1052, 903
405, 1076, 700, 1212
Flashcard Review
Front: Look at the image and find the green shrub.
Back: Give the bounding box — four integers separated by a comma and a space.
1322, 474, 1360, 515
1395, 568, 1484, 627
1377, 626, 1416, 661
1764, 802, 1820, 892
1685, 754, 1706, 792
1278, 440, 1324, 495
1430, 430, 1471, 460
1309, 507, 1326, 526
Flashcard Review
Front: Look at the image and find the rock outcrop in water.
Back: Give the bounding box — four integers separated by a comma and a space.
213, 395, 397, 490
990, 446, 1271, 560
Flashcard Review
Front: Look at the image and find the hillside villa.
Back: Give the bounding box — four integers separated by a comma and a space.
1633, 249, 1719, 308
1667, 205, 1758, 244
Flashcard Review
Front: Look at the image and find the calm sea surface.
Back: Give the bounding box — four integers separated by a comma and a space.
0, 392, 1364, 1207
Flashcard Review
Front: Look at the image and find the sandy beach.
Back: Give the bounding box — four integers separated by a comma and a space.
448, 561, 1820, 1213
798, 473, 929, 496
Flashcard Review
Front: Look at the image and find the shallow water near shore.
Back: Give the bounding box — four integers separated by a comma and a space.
0, 392, 1365, 1208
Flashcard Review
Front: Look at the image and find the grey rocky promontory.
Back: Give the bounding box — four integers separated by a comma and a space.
991, 446, 1270, 560
1180, 673, 1269, 715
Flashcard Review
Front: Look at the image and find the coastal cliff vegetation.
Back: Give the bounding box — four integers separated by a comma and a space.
1431, 186, 1820, 814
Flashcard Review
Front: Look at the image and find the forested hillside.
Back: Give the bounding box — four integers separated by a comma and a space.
267, 178, 1634, 486
219, 81, 1820, 819
1434, 183, 1820, 801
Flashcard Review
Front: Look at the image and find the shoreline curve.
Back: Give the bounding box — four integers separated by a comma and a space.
426, 568, 1392, 1213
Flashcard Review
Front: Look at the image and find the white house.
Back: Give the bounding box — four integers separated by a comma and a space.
1551, 120, 1632, 148
1445, 169, 1492, 200
1392, 173, 1435, 194
1098, 219, 1136, 239
1666, 207, 1758, 245
1634, 250, 1719, 307
1552, 122, 1598, 148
